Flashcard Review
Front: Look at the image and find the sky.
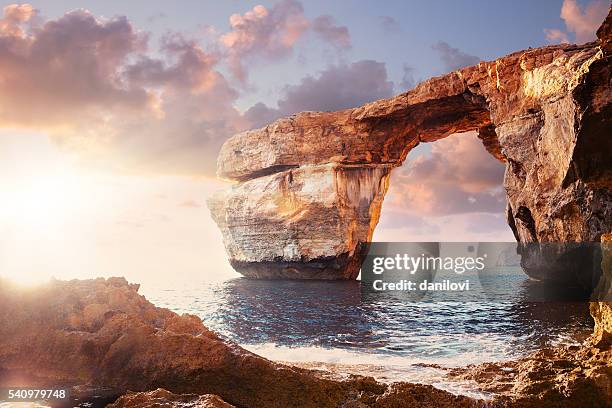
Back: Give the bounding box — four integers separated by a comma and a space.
0, 0, 608, 285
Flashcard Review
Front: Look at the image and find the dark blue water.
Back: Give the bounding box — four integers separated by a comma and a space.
141, 272, 592, 397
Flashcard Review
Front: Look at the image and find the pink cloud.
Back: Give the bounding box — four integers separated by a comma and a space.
544, 28, 570, 43
245, 60, 393, 128
220, 1, 309, 81
0, 5, 245, 175
0, 3, 36, 35
312, 15, 351, 49
219, 1, 351, 82
431, 41, 480, 72
384, 132, 506, 216
545, 0, 608, 44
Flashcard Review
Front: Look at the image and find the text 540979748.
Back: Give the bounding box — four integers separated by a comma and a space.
1, 388, 69, 402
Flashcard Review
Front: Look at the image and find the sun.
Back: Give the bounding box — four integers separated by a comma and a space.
1, 172, 84, 235
0, 166, 102, 285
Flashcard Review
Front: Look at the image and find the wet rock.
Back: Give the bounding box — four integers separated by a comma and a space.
450, 345, 612, 407
448, 230, 612, 407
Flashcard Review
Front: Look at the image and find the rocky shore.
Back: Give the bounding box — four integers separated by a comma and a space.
0, 7, 609, 408
0, 276, 486, 408
0, 269, 610, 407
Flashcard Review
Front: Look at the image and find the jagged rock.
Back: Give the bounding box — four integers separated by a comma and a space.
209, 9, 611, 280
0, 277, 487, 408
448, 231, 612, 407
107, 388, 235, 408
591, 233, 612, 349
2, 277, 611, 407
449, 344, 612, 407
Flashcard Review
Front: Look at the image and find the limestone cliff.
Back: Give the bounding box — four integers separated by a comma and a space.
209, 9, 611, 281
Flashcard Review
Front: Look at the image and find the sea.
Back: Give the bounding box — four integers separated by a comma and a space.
141, 270, 593, 399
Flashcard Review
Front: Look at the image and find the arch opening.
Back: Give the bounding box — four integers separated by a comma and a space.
373, 131, 512, 243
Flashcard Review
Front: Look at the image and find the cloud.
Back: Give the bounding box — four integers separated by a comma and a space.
220, 1, 309, 81
398, 64, 416, 92
379, 16, 400, 34
560, 0, 608, 42
245, 59, 394, 128
463, 213, 509, 234
312, 15, 351, 49
384, 131, 506, 216
544, 28, 570, 43
0, 3, 36, 35
0, 5, 246, 175
545, 0, 608, 44
377, 211, 440, 234
219, 1, 351, 82
431, 41, 480, 72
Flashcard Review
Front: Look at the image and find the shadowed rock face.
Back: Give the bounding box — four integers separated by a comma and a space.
209, 9, 611, 281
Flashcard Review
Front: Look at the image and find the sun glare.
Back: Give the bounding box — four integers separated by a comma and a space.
0, 165, 102, 285
0, 132, 113, 284
2, 173, 83, 232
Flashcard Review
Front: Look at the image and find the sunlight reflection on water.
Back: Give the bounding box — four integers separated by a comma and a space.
141, 276, 592, 396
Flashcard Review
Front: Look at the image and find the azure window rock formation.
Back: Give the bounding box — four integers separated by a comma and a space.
209, 9, 612, 281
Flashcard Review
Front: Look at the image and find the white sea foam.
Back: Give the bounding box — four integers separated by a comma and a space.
241, 342, 504, 399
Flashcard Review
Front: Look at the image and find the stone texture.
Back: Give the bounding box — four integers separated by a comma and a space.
0, 277, 487, 408
208, 163, 391, 279
1, 276, 611, 406
591, 233, 612, 349
107, 388, 235, 408
449, 344, 612, 407
209, 9, 611, 281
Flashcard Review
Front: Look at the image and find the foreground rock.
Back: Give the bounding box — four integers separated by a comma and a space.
0, 277, 485, 408
0, 276, 610, 407
107, 388, 235, 408
448, 343, 611, 407
209, 8, 611, 280
446, 233, 612, 407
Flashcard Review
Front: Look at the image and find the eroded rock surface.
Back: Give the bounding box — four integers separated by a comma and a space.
1, 276, 610, 407
107, 388, 235, 408
209, 9, 611, 280
592, 233, 612, 349
0, 277, 486, 408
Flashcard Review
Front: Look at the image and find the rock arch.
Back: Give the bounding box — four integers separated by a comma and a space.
209, 18, 611, 281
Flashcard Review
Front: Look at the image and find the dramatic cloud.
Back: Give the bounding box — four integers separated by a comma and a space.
220, 1, 351, 82
220, 1, 309, 81
0, 5, 245, 175
312, 15, 351, 49
431, 41, 480, 72
545, 0, 608, 44
245, 60, 394, 128
384, 131, 506, 216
